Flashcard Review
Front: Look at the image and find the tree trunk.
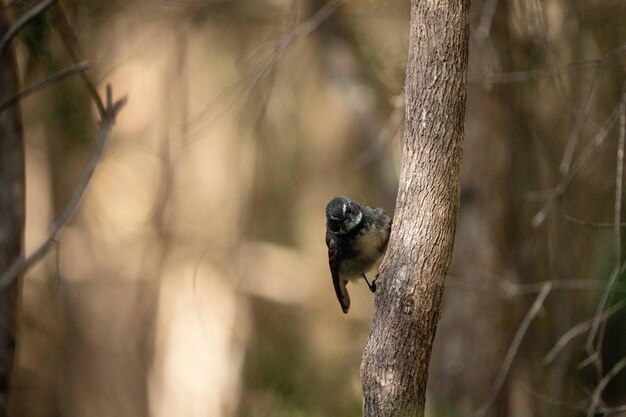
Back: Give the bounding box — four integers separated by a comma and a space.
0, 7, 24, 417
360, 0, 469, 415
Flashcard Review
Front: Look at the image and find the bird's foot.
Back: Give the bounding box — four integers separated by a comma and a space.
363, 274, 376, 293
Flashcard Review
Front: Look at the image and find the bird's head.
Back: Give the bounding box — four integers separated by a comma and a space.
325, 196, 363, 235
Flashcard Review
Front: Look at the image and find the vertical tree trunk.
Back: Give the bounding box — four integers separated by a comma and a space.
0, 7, 24, 417
360, 0, 469, 415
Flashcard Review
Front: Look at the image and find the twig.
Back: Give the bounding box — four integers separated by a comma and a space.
543, 302, 624, 366
287, 0, 344, 39
0, 61, 88, 112
51, 5, 105, 116
182, 0, 346, 139
532, 0, 570, 110
579, 352, 600, 370
530, 95, 623, 227
565, 95, 623, 186
476, 282, 552, 417
446, 276, 626, 297
614, 88, 625, 259
585, 86, 626, 365
352, 94, 404, 170
600, 404, 626, 415
559, 65, 603, 175
0, 0, 56, 55
468, 62, 596, 84
468, 43, 625, 85
586, 357, 626, 417
474, 0, 498, 42
531, 0, 604, 179
564, 214, 626, 229
0, 84, 127, 289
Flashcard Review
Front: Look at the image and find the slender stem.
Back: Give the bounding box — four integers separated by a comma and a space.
0, 84, 127, 289
476, 282, 552, 417
0, 61, 88, 113
0, 0, 56, 55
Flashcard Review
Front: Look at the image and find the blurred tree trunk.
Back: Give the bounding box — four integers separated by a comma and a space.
0, 7, 24, 417
360, 0, 469, 415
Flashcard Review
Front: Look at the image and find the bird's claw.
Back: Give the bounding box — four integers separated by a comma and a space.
363, 274, 377, 293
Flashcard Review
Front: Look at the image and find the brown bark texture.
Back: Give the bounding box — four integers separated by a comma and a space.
0, 7, 24, 417
360, 0, 469, 415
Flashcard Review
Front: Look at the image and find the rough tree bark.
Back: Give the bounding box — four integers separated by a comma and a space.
360, 0, 469, 415
0, 6, 24, 417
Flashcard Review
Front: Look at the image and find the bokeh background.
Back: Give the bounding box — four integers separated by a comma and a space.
4, 0, 626, 416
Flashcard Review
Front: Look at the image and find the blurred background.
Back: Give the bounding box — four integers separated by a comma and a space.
3, 0, 626, 415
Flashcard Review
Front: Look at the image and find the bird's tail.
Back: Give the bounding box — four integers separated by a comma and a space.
337, 279, 350, 314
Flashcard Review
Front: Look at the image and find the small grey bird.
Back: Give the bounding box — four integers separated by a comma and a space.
325, 196, 392, 314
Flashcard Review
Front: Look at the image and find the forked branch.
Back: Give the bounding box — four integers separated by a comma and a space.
0, 84, 127, 289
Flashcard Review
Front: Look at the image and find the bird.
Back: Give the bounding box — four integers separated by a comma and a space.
325, 196, 392, 314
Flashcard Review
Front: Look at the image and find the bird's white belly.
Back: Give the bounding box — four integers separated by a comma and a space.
339, 227, 389, 280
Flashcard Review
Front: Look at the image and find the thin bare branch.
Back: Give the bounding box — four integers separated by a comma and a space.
531, 94, 623, 227
51, 5, 105, 116
586, 357, 626, 417
585, 86, 626, 365
352, 94, 404, 170
474, 0, 498, 42
446, 275, 626, 298
287, 0, 344, 40
559, 65, 603, 175
600, 404, 626, 415
532, 0, 570, 107
567, 99, 623, 185
468, 43, 625, 85
614, 88, 625, 259
0, 0, 56, 55
544, 302, 624, 366
530, 0, 606, 180
476, 282, 552, 417
182, 0, 346, 139
564, 214, 626, 229
0, 84, 127, 289
0, 61, 88, 113
579, 352, 600, 370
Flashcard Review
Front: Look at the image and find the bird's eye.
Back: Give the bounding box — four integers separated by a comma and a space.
346, 206, 353, 214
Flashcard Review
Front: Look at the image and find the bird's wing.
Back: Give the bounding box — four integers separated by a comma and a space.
327, 236, 350, 314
